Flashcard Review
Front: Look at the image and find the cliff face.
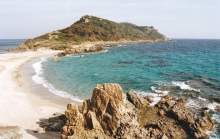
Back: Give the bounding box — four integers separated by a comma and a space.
61, 83, 214, 139
19, 15, 170, 51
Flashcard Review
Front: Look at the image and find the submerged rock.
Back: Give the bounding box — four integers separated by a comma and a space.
62, 83, 215, 139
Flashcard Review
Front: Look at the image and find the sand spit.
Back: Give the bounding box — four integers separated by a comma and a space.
0, 49, 68, 139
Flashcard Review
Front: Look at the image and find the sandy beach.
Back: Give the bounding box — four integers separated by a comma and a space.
0, 49, 79, 139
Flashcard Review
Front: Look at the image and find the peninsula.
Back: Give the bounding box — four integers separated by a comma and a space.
19, 15, 170, 54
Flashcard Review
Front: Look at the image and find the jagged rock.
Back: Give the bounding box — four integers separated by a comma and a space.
152, 98, 214, 138
86, 84, 139, 136
138, 106, 187, 139
62, 103, 110, 139
53, 55, 60, 61
127, 91, 149, 108
62, 83, 145, 139
62, 83, 215, 139
190, 111, 215, 138
144, 95, 154, 103
85, 110, 104, 132
164, 101, 214, 138
171, 103, 195, 124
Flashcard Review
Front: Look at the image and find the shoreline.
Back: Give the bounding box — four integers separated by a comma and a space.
0, 49, 81, 138
21, 57, 83, 108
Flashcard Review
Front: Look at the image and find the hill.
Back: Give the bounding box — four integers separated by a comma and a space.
19, 15, 170, 51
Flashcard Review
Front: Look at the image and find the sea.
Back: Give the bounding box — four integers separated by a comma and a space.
0, 39, 26, 54
1, 39, 220, 138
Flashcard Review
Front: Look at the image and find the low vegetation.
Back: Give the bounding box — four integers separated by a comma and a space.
19, 15, 169, 50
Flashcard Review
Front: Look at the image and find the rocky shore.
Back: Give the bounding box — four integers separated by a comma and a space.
56, 44, 104, 57
61, 83, 215, 139
53, 39, 171, 58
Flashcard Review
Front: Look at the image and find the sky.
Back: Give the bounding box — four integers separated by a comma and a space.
0, 0, 220, 39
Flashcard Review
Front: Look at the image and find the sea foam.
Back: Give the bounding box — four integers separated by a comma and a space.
207, 113, 220, 139
171, 81, 201, 92
135, 87, 169, 106
32, 58, 83, 102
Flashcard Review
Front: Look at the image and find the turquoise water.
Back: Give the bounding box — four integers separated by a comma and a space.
37, 39, 220, 138
42, 39, 220, 99
1, 39, 219, 137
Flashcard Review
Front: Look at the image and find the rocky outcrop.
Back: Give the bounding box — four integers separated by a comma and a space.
80, 15, 91, 23
53, 55, 60, 61
57, 45, 104, 57
61, 83, 215, 139
155, 99, 215, 138
62, 83, 148, 139
65, 45, 103, 54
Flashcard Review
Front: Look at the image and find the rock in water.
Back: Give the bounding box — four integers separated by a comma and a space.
61, 83, 215, 139
53, 55, 60, 61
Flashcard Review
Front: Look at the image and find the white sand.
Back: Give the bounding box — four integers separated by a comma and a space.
0, 49, 66, 138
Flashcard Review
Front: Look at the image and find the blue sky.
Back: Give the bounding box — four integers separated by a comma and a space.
0, 0, 220, 39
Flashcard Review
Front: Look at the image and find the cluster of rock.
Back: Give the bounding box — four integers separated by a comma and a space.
61, 83, 215, 139
57, 45, 103, 57
80, 15, 92, 23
